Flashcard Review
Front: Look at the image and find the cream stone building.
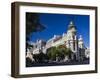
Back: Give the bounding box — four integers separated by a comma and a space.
26, 21, 89, 61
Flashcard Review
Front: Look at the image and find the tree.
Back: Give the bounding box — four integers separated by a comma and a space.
26, 13, 46, 53
47, 46, 66, 61
26, 57, 33, 67
26, 12, 46, 47
32, 50, 48, 63
56, 45, 67, 60
26, 13, 45, 36
57, 45, 73, 60
47, 47, 57, 61
46, 45, 73, 62
64, 48, 72, 55
38, 51, 47, 63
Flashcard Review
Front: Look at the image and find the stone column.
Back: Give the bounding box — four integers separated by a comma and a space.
74, 35, 80, 60
70, 36, 74, 52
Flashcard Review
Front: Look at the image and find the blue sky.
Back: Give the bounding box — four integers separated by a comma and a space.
29, 13, 90, 47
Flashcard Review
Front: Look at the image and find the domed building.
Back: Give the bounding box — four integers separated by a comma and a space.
27, 21, 88, 61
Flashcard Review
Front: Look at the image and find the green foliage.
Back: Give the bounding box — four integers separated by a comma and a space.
26, 13, 46, 49
47, 45, 73, 61
32, 45, 73, 63
26, 13, 45, 35
57, 45, 72, 56
33, 51, 46, 63
47, 47, 57, 61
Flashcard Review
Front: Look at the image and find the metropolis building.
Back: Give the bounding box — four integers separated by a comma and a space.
26, 21, 89, 61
